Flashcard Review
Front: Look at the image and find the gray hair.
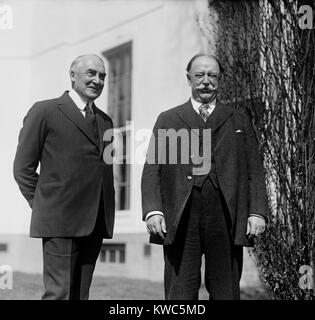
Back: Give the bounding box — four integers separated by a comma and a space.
69, 54, 104, 87
69, 54, 104, 74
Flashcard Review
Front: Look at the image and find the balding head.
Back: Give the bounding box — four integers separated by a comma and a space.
69, 54, 106, 102
186, 54, 224, 74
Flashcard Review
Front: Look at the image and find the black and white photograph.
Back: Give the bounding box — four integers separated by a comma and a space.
0, 0, 314, 310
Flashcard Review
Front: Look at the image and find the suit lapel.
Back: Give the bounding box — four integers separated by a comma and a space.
57, 92, 100, 150
210, 101, 233, 132
175, 100, 205, 136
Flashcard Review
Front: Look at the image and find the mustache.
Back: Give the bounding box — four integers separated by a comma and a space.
199, 88, 217, 92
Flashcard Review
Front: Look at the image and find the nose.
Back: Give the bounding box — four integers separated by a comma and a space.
92, 74, 102, 85
202, 75, 210, 85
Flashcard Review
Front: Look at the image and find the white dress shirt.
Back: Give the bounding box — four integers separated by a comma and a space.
68, 89, 91, 117
190, 96, 216, 116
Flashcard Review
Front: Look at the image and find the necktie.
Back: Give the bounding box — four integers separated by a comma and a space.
198, 104, 211, 122
84, 103, 99, 140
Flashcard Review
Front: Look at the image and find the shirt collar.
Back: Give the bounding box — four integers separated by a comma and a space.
68, 89, 91, 111
190, 97, 216, 114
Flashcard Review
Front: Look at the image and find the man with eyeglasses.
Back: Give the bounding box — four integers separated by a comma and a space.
141, 54, 268, 300
13, 54, 115, 300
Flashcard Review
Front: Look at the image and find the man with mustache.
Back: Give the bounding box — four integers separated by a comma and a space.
141, 54, 268, 299
13, 54, 115, 300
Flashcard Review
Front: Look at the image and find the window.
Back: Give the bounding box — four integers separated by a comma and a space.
99, 243, 126, 263
143, 244, 151, 257
103, 42, 132, 210
0, 243, 8, 252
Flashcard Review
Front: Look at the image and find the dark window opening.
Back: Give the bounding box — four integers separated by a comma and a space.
144, 244, 151, 257
99, 243, 126, 263
0, 243, 8, 252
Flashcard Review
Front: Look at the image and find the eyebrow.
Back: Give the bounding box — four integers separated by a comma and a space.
86, 69, 106, 77
194, 72, 219, 75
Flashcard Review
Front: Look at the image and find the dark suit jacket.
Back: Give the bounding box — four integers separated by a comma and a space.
13, 91, 115, 238
141, 100, 268, 247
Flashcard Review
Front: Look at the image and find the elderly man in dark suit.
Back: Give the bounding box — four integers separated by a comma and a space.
141, 54, 268, 300
13, 54, 115, 300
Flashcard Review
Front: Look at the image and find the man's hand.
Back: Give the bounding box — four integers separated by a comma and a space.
246, 216, 266, 238
146, 215, 167, 240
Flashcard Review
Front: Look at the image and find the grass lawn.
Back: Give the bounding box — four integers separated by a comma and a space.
0, 272, 270, 300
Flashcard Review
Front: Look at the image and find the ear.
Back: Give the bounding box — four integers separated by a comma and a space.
70, 70, 75, 82
186, 73, 192, 87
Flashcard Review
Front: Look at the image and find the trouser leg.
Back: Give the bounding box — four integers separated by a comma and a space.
71, 228, 103, 300
163, 196, 202, 300
42, 208, 105, 300
201, 178, 243, 300
42, 237, 79, 300
163, 178, 243, 300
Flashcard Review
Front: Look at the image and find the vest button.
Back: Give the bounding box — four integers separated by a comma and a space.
187, 175, 192, 180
